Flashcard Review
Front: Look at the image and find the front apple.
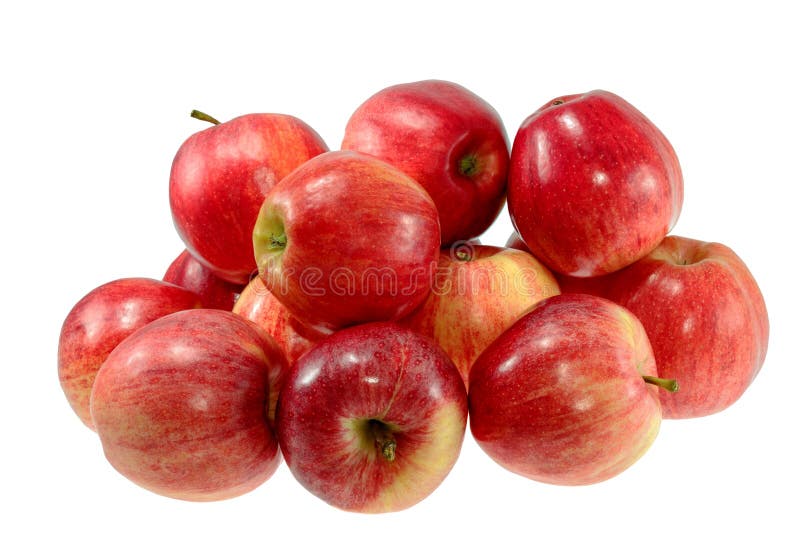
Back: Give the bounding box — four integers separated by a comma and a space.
58, 278, 201, 429
90, 309, 287, 501
253, 150, 440, 333
170, 112, 328, 284
400, 243, 560, 386
469, 294, 676, 485
508, 90, 683, 277
342, 80, 509, 244
276, 322, 467, 513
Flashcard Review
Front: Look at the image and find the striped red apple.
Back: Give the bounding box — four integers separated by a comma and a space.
90, 309, 288, 501
170, 111, 328, 284
566, 236, 769, 418
400, 243, 560, 387
253, 150, 440, 333
277, 322, 467, 512
508, 90, 683, 277
58, 278, 201, 429
469, 294, 678, 485
342, 79, 509, 245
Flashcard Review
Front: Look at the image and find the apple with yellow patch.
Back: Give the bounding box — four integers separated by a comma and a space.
276, 322, 467, 512
400, 244, 559, 387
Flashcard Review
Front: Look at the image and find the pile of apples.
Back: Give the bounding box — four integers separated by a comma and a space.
58, 80, 769, 512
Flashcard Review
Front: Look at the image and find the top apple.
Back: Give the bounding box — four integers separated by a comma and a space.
342, 80, 510, 245
170, 112, 328, 284
508, 90, 683, 277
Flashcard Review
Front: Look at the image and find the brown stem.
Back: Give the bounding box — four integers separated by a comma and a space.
368, 419, 396, 462
190, 109, 221, 125
459, 154, 479, 176
643, 375, 679, 392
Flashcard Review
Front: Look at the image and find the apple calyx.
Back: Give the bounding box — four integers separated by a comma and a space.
643, 375, 680, 392
190, 109, 221, 125
367, 419, 397, 462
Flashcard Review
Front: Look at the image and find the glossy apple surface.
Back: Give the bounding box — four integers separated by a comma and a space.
400, 244, 559, 386
170, 112, 328, 284
233, 275, 327, 364
90, 309, 287, 501
253, 150, 440, 333
469, 293, 672, 485
600, 235, 769, 418
277, 322, 467, 513
508, 90, 683, 277
342, 79, 509, 244
506, 231, 610, 296
164, 249, 244, 310
58, 278, 201, 429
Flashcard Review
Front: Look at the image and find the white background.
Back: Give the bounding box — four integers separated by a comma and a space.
2, 1, 797, 532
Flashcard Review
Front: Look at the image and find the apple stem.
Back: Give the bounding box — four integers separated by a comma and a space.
381, 440, 397, 462
459, 154, 479, 177
643, 375, 679, 392
455, 248, 472, 261
190, 109, 221, 125
268, 233, 287, 251
368, 419, 397, 462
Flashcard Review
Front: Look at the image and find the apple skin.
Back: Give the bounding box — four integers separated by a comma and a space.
253, 150, 441, 333
399, 244, 560, 387
170, 113, 328, 284
342, 80, 509, 245
508, 90, 683, 277
594, 235, 769, 418
90, 309, 287, 501
58, 278, 202, 429
164, 249, 244, 310
233, 274, 327, 364
277, 322, 467, 513
506, 231, 611, 295
469, 293, 664, 485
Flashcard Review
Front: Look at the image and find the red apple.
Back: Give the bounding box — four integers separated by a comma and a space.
342, 80, 509, 244
598, 235, 769, 418
400, 244, 560, 387
253, 150, 440, 333
164, 249, 244, 310
90, 309, 287, 501
233, 275, 327, 364
508, 90, 683, 277
277, 322, 467, 513
170, 111, 328, 284
469, 293, 677, 485
58, 278, 202, 429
